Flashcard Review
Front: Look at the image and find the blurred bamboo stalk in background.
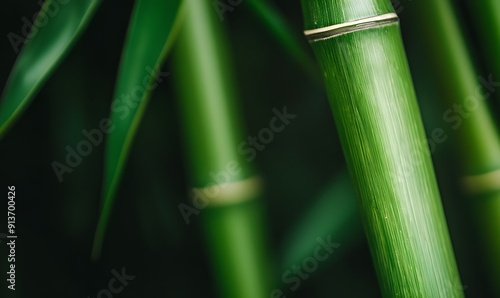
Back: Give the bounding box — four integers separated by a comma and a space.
413, 0, 500, 295
173, 0, 271, 297
301, 0, 463, 296
467, 0, 500, 101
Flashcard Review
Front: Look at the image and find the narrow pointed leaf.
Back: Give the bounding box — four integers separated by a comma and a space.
281, 172, 362, 271
246, 0, 320, 81
91, 0, 183, 259
0, 0, 101, 138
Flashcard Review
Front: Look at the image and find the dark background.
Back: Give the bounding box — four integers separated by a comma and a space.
0, 0, 494, 297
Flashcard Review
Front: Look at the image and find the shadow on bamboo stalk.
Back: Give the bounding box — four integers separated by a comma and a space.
173, 0, 273, 297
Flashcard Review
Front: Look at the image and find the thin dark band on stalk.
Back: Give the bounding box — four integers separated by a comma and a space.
304, 13, 399, 41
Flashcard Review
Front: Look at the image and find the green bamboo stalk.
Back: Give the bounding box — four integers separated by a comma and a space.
173, 0, 271, 297
301, 0, 463, 296
467, 0, 500, 97
412, 1, 500, 295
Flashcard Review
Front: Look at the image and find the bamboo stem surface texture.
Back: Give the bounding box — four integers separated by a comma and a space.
301, 0, 463, 296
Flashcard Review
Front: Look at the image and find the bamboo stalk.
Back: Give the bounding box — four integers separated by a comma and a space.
173, 0, 271, 297
467, 0, 500, 99
412, 1, 500, 295
301, 0, 463, 296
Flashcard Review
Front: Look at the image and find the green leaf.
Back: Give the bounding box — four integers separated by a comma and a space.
281, 171, 362, 271
246, 0, 320, 81
0, 0, 101, 138
91, 0, 183, 260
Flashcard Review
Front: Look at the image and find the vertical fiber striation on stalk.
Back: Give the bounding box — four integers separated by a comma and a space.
302, 0, 463, 296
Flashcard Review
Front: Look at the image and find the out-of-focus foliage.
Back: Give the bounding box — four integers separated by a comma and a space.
0, 0, 498, 297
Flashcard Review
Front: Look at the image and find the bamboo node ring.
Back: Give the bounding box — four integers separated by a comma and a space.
193, 176, 262, 206
463, 169, 500, 195
304, 13, 400, 41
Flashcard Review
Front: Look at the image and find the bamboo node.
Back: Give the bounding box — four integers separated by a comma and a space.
304, 13, 399, 41
193, 176, 262, 206
463, 169, 500, 195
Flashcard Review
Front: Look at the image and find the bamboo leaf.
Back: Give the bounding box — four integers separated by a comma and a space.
246, 0, 320, 81
281, 171, 363, 271
0, 0, 101, 139
91, 0, 183, 260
